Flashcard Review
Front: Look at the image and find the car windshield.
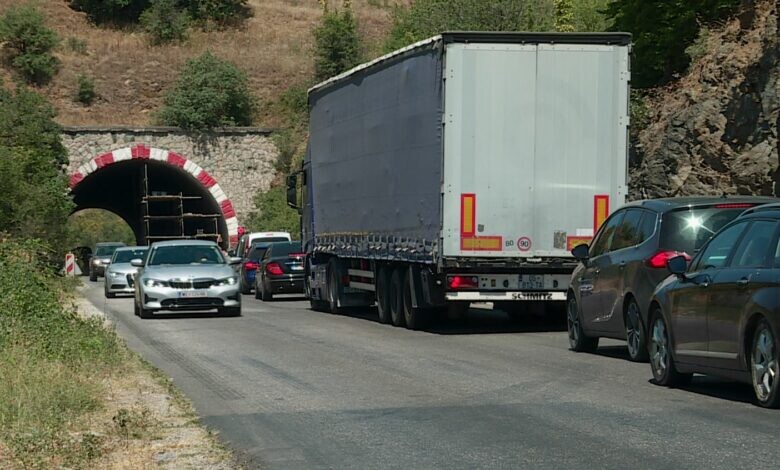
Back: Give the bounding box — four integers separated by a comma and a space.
148, 245, 225, 266
270, 242, 302, 257
248, 244, 270, 259
253, 236, 289, 244
96, 245, 124, 256
113, 249, 148, 263
660, 207, 747, 254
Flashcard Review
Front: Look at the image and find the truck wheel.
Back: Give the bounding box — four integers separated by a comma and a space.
375, 266, 392, 324
402, 271, 426, 330
389, 268, 406, 327
326, 259, 342, 314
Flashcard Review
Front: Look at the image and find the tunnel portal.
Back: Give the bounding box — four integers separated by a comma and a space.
69, 145, 239, 248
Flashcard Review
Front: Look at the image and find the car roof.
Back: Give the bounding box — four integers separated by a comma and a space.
245, 232, 291, 239
114, 246, 148, 251
150, 240, 219, 247
622, 196, 779, 213
96, 242, 126, 246
737, 203, 780, 220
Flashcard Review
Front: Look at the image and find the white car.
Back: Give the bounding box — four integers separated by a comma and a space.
104, 246, 148, 298
235, 231, 291, 258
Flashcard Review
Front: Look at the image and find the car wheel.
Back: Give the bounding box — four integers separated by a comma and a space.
326, 259, 342, 314
389, 268, 406, 327
139, 306, 154, 319
105, 291, 115, 299
375, 266, 392, 324
89, 270, 97, 282
402, 271, 427, 330
567, 296, 599, 352
260, 280, 274, 302
133, 301, 140, 317
220, 307, 242, 317
625, 298, 648, 362
240, 277, 252, 295
254, 281, 262, 299
649, 309, 692, 386
751, 319, 780, 408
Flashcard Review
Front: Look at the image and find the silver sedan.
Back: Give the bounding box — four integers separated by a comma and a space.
132, 240, 242, 319
104, 246, 148, 298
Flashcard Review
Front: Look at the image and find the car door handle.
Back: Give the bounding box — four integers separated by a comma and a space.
737, 277, 750, 287
619, 261, 626, 270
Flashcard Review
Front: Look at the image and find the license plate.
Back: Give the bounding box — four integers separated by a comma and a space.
519, 275, 544, 290
179, 290, 208, 298
291, 265, 304, 271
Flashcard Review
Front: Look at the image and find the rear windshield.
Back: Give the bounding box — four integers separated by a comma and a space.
148, 245, 225, 266
113, 249, 148, 263
660, 207, 746, 254
269, 242, 302, 257
253, 236, 289, 244
248, 244, 270, 259
96, 244, 124, 256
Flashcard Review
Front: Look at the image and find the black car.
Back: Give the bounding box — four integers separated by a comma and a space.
254, 241, 305, 301
567, 196, 777, 361
648, 204, 780, 407
239, 242, 272, 295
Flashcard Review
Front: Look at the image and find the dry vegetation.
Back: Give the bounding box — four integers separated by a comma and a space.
0, 0, 403, 128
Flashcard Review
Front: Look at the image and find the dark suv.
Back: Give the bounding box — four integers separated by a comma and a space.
567, 196, 777, 361
648, 204, 780, 407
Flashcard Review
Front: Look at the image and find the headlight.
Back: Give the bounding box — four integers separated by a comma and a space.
143, 279, 168, 288
109, 271, 121, 278
215, 277, 237, 286
92, 259, 102, 265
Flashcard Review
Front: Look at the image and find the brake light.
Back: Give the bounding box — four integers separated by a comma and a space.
714, 203, 755, 209
266, 262, 284, 276
448, 275, 479, 289
290, 253, 306, 258
244, 261, 258, 270
646, 251, 691, 269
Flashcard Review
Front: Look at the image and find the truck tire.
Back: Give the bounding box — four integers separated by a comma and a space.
389, 268, 406, 327
402, 271, 427, 330
326, 259, 342, 314
375, 266, 392, 324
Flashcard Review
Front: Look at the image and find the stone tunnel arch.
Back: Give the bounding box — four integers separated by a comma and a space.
69, 144, 240, 248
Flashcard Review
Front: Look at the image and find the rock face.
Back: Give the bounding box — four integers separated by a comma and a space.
62, 126, 278, 223
630, 0, 778, 199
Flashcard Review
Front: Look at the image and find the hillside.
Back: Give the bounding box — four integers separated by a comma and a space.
630, 0, 778, 198
0, 0, 400, 128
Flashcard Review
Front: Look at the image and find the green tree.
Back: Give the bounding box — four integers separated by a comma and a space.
571, 0, 612, 31
0, 5, 59, 85
140, 0, 190, 45
606, 0, 742, 88
314, 2, 362, 82
65, 209, 136, 249
75, 74, 97, 105
69, 0, 150, 24
183, 0, 251, 28
385, 0, 555, 51
158, 51, 257, 130
0, 85, 66, 167
247, 186, 300, 237
555, 0, 576, 31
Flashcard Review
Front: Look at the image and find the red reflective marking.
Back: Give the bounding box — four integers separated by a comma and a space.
94, 152, 114, 168
167, 152, 187, 167
69, 172, 84, 189
461, 193, 476, 236
197, 170, 217, 188
131, 144, 150, 159
220, 200, 236, 218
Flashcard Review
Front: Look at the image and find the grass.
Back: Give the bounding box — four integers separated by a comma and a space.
0, 0, 405, 128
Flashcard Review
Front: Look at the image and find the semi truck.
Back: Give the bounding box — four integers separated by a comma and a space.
286, 32, 631, 329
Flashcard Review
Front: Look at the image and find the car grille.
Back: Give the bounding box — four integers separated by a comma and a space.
169, 279, 215, 289
161, 298, 223, 307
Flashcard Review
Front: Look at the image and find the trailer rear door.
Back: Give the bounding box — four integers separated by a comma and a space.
441, 42, 629, 259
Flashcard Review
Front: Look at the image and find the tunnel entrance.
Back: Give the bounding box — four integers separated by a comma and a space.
69, 145, 239, 248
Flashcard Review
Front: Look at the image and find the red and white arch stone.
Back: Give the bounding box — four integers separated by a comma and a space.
69, 144, 240, 246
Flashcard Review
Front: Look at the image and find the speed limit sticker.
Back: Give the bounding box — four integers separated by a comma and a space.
517, 237, 532, 252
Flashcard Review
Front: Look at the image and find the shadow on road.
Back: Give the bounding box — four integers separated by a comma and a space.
145, 312, 237, 320
591, 345, 632, 361
673, 377, 756, 406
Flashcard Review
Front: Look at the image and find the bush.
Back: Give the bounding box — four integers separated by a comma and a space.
0, 85, 67, 168
247, 186, 300, 236
69, 0, 150, 24
140, 0, 190, 45
0, 5, 59, 85
606, 0, 742, 88
555, 0, 576, 32
75, 74, 97, 105
184, 0, 252, 28
66, 37, 88, 55
385, 0, 555, 51
158, 51, 257, 130
314, 3, 362, 81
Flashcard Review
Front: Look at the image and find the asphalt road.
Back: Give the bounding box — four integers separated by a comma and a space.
81, 282, 780, 469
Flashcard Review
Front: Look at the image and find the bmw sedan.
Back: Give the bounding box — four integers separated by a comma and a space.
104, 246, 148, 298
132, 240, 242, 319
648, 205, 780, 407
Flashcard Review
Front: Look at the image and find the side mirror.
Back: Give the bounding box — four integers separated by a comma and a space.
227, 249, 236, 257
130, 259, 144, 268
228, 257, 242, 265
667, 255, 688, 277
571, 244, 590, 261
286, 173, 300, 211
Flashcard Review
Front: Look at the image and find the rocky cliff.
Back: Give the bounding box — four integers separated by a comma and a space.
630, 0, 778, 199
